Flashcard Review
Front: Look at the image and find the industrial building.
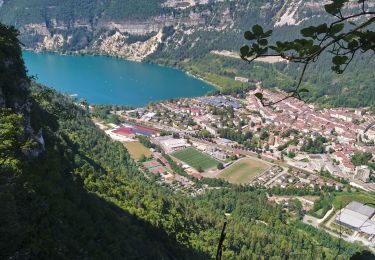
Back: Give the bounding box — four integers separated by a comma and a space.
154, 136, 189, 153
198, 96, 242, 109
336, 201, 375, 236
206, 146, 227, 161
112, 124, 159, 138
355, 166, 371, 182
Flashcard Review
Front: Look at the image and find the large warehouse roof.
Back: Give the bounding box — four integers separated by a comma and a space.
336, 201, 375, 236
346, 201, 375, 217
336, 209, 368, 228
361, 220, 375, 236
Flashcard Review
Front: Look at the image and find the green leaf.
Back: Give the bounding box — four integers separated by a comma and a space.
316, 23, 329, 34
255, 93, 263, 100
240, 45, 250, 57
308, 45, 322, 54
347, 40, 359, 50
252, 24, 263, 36
332, 55, 348, 65
263, 30, 273, 38
331, 23, 344, 34
324, 3, 337, 15
244, 31, 256, 40
324, 0, 348, 15
252, 43, 261, 53
298, 88, 309, 93
301, 27, 315, 38
259, 47, 268, 55
258, 39, 268, 46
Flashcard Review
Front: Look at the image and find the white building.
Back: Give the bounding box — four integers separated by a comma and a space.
235, 76, 249, 83
355, 166, 371, 182
336, 201, 375, 236
155, 136, 189, 153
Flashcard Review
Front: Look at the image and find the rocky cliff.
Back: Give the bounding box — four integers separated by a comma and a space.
0, 0, 340, 60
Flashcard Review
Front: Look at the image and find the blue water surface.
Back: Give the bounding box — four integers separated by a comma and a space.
23, 51, 214, 106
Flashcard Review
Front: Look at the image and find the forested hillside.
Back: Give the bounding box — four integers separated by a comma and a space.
0, 23, 372, 259
0, 0, 164, 24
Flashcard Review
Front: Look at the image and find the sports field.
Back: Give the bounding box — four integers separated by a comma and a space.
172, 147, 219, 170
123, 141, 152, 161
218, 158, 270, 184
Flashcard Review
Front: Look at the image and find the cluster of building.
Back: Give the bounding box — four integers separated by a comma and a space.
197, 96, 242, 109
205, 145, 228, 161
106, 123, 159, 141
253, 166, 344, 191
336, 201, 375, 241
247, 84, 375, 181
154, 136, 189, 154
267, 195, 317, 213
123, 82, 374, 189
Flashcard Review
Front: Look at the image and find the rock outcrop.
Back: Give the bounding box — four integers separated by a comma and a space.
93, 30, 163, 61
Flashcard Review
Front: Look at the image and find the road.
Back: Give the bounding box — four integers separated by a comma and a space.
302, 207, 334, 228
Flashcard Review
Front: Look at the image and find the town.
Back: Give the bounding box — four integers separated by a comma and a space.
90, 81, 375, 247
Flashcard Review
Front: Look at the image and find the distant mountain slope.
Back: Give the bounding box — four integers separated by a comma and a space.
0, 0, 371, 58
0, 0, 327, 56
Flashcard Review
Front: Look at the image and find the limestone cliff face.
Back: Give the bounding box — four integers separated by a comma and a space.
92, 30, 163, 61
38, 34, 65, 51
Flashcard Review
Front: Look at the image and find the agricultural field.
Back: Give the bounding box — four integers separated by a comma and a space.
172, 147, 219, 171
218, 158, 270, 184
123, 141, 152, 161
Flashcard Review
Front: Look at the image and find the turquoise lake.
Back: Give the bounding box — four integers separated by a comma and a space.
23, 51, 214, 107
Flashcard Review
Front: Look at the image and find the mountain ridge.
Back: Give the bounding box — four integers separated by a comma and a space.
0, 0, 330, 58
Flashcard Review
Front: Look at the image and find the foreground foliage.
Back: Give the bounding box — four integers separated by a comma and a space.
240, 0, 375, 105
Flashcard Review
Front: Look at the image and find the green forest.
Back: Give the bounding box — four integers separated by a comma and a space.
0, 0, 165, 25
0, 24, 372, 259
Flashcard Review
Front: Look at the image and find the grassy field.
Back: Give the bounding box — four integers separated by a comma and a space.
218, 158, 270, 184
123, 141, 152, 161
172, 147, 219, 170
332, 191, 375, 209
310, 191, 375, 218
